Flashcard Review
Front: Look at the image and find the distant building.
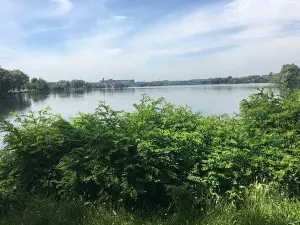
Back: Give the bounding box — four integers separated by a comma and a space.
100, 79, 135, 87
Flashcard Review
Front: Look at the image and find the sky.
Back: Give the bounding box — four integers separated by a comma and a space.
0, 0, 300, 82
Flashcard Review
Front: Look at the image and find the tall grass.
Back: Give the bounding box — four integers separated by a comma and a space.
1, 184, 300, 225
200, 183, 300, 225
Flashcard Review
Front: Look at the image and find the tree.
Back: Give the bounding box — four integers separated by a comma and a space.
29, 78, 50, 92
0, 68, 30, 96
278, 64, 300, 89
58, 80, 71, 90
71, 80, 86, 90
31, 78, 38, 84
0, 68, 13, 96
50, 80, 71, 91
11, 69, 29, 92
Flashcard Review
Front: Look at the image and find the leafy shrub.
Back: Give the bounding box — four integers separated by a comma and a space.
0, 90, 299, 214
198, 90, 300, 200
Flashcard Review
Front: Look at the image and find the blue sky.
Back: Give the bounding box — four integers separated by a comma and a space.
0, 0, 300, 81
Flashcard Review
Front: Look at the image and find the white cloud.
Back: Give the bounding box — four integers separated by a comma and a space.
135, 0, 300, 45
26, 25, 70, 35
1, 0, 300, 81
110, 15, 128, 20
51, 0, 73, 14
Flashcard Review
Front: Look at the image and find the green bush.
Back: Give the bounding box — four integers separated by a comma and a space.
0, 90, 299, 214
199, 90, 300, 200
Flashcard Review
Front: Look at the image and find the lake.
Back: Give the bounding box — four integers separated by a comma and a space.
0, 84, 277, 119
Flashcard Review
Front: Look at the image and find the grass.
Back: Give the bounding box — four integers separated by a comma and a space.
199, 184, 300, 225
1, 185, 300, 225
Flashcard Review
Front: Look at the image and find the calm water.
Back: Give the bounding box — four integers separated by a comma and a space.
0, 83, 278, 148
0, 84, 277, 119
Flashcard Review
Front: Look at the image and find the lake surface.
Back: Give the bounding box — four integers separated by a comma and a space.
0, 84, 277, 119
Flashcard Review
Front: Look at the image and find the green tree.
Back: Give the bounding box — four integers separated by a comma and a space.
50, 80, 71, 91
278, 64, 300, 88
29, 78, 50, 92
71, 80, 86, 90
31, 78, 38, 84
0, 68, 13, 96
11, 70, 29, 92
0, 67, 29, 96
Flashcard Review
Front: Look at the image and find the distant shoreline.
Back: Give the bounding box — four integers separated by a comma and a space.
1, 82, 277, 99
133, 75, 273, 87
131, 82, 276, 88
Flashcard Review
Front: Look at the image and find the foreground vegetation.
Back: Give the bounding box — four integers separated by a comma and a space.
1, 183, 300, 225
0, 86, 299, 223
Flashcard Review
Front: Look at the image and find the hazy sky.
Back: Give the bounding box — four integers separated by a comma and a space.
0, 0, 300, 82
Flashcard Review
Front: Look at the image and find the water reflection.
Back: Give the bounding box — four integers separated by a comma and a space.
0, 94, 31, 118
28, 92, 50, 103
0, 84, 278, 119
49, 89, 135, 99
97, 88, 136, 94
208, 85, 233, 92
55, 91, 71, 99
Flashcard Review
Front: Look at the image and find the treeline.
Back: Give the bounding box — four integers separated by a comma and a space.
0, 66, 105, 97
1, 63, 299, 97
136, 74, 271, 87
136, 64, 300, 88
29, 79, 105, 92
48, 80, 107, 91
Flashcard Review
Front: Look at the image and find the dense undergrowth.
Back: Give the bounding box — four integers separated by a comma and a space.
1, 184, 300, 225
0, 90, 299, 224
